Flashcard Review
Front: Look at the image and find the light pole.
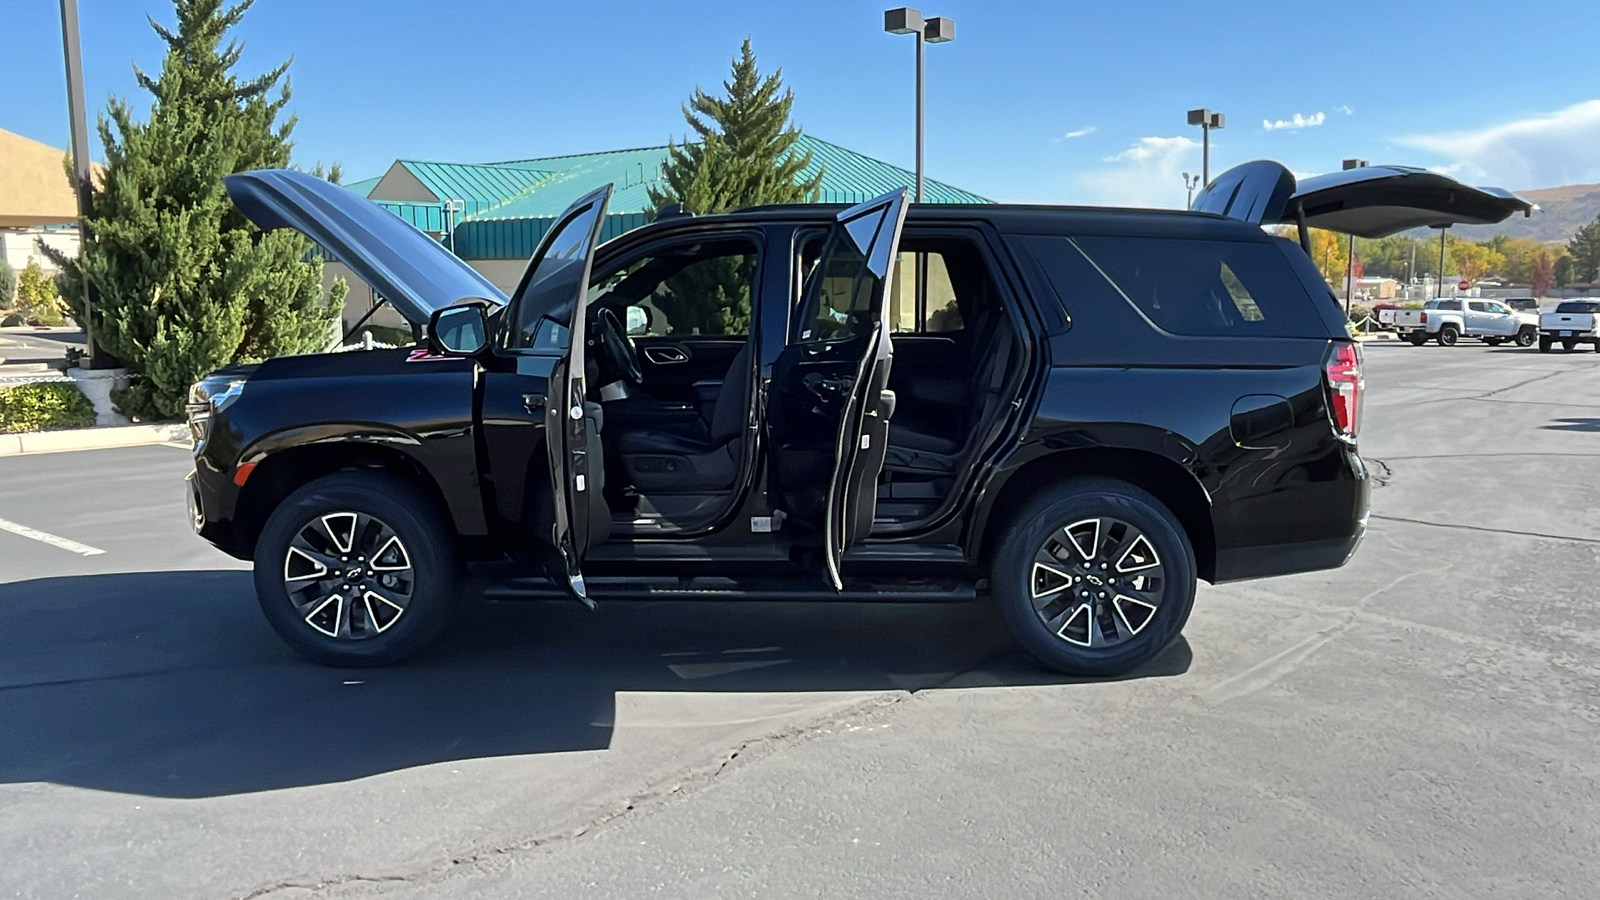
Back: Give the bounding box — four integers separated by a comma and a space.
59, 0, 100, 365
1341, 159, 1367, 319
1186, 108, 1225, 186
1182, 172, 1202, 208
885, 8, 955, 203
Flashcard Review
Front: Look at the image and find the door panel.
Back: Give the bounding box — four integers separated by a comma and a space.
767, 189, 909, 589
481, 184, 613, 606
633, 336, 746, 402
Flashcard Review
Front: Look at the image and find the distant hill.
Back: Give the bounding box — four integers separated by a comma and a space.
1440, 183, 1600, 243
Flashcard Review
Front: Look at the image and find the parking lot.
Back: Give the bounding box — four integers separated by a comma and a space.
2, 340, 1598, 899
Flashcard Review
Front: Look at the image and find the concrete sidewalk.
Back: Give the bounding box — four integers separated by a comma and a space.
0, 422, 188, 456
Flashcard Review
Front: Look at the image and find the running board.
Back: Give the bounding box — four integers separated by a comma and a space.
481, 575, 977, 603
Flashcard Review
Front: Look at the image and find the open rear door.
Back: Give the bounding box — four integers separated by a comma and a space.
1193, 160, 1533, 237
768, 189, 909, 589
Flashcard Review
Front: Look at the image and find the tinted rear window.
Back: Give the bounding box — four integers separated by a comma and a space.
1556, 301, 1599, 314
1065, 236, 1327, 338
1424, 299, 1462, 311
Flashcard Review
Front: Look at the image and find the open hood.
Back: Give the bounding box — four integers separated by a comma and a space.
1192, 161, 1535, 238
225, 169, 507, 324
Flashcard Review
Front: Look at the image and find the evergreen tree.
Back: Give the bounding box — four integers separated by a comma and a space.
646, 40, 823, 335
1566, 216, 1600, 284
45, 0, 342, 419
0, 260, 14, 310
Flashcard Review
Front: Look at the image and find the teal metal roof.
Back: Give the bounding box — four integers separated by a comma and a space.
355, 135, 989, 260
344, 176, 381, 198
395, 161, 553, 217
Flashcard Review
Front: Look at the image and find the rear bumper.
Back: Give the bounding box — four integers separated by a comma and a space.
1211, 447, 1369, 584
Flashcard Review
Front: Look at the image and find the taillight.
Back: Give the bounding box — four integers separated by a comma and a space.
1325, 342, 1363, 441
1420, 312, 1428, 325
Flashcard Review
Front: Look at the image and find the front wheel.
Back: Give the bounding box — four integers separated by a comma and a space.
991, 478, 1197, 677
1437, 325, 1460, 347
1516, 327, 1537, 348
254, 470, 460, 667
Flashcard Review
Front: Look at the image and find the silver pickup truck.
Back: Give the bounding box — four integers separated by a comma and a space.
1539, 300, 1600, 352
1392, 298, 1539, 347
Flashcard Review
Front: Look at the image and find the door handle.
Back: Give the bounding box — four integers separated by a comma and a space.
643, 346, 689, 364
522, 393, 545, 414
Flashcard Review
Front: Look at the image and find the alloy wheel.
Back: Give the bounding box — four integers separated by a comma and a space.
1030, 517, 1164, 648
283, 511, 415, 639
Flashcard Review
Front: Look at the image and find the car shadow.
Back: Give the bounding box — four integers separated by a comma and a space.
1542, 417, 1600, 432
0, 570, 1190, 799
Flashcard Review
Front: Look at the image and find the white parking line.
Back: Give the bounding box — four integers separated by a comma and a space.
0, 517, 105, 556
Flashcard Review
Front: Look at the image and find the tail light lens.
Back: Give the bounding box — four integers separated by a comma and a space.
1325, 342, 1363, 441
1420, 312, 1428, 325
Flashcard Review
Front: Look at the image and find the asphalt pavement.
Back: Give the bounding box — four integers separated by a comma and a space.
2, 341, 1598, 899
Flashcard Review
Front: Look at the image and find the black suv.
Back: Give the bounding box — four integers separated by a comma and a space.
187, 161, 1528, 675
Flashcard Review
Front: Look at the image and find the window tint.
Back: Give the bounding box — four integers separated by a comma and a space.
588, 240, 757, 337
507, 197, 605, 352
888, 251, 963, 333
1424, 299, 1462, 311
1468, 301, 1491, 312
797, 230, 874, 342
1071, 236, 1325, 337
1556, 301, 1600, 314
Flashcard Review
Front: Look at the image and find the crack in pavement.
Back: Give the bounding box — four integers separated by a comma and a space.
1370, 514, 1600, 545
229, 690, 918, 900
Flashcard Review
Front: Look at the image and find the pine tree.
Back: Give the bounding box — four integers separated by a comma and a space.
1567, 216, 1600, 284
0, 260, 15, 310
45, 0, 342, 419
646, 39, 823, 334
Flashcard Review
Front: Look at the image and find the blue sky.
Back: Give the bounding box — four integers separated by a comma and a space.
6, 0, 1600, 207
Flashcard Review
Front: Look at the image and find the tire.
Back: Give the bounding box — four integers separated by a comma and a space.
1516, 327, 1537, 348
1539, 336, 1552, 353
991, 478, 1197, 677
1437, 325, 1459, 347
1563, 340, 1577, 351
254, 470, 460, 667
1406, 332, 1428, 347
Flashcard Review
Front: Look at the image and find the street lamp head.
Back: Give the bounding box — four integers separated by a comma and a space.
923, 16, 955, 43
1342, 158, 1368, 170
884, 7, 925, 34
1187, 108, 1211, 126
1207, 112, 1225, 129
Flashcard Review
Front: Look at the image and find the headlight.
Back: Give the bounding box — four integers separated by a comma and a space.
187, 376, 247, 446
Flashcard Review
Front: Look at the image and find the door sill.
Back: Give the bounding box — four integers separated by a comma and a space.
482, 574, 976, 603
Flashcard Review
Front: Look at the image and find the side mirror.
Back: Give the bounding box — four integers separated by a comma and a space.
428, 302, 490, 356
626, 305, 652, 336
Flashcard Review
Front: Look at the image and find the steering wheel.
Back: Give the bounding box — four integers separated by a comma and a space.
595, 307, 643, 387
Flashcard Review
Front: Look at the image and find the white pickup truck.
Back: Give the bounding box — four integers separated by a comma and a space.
1538, 300, 1600, 352
1392, 298, 1539, 347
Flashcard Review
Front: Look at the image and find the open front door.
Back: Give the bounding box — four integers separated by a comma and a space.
768, 190, 909, 589
487, 184, 612, 606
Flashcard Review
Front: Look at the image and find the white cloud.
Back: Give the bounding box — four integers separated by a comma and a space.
1074, 136, 1199, 208
1263, 112, 1327, 131
1336, 105, 1355, 116
1051, 126, 1097, 143
1399, 99, 1600, 188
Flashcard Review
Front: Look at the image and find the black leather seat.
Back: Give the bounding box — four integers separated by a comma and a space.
615, 342, 752, 493
885, 313, 1013, 475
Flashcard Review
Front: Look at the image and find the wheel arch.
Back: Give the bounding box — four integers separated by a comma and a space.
232, 440, 462, 561
972, 447, 1217, 583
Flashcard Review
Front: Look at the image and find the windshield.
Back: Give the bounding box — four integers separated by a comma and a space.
1555, 301, 1600, 314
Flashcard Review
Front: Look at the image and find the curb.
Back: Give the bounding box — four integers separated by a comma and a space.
0, 422, 190, 457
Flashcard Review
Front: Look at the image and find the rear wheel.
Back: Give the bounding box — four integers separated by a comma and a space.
1539, 336, 1552, 353
1437, 325, 1459, 347
254, 470, 460, 667
1406, 332, 1429, 347
991, 478, 1196, 677
1516, 327, 1537, 348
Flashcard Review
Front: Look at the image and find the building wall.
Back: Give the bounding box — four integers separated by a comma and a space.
326, 258, 527, 343
0, 227, 78, 274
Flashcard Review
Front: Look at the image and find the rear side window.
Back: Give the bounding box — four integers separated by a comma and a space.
1070, 236, 1326, 338
1424, 299, 1462, 311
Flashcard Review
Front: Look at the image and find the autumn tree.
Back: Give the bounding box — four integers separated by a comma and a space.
1532, 249, 1555, 296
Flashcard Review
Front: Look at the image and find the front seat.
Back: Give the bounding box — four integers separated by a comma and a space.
614, 341, 752, 493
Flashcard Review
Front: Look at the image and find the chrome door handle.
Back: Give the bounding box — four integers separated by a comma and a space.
644, 347, 689, 364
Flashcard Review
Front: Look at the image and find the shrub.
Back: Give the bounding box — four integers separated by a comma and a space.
0, 382, 98, 433
0, 259, 15, 309
15, 261, 67, 326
